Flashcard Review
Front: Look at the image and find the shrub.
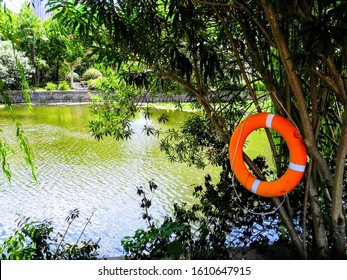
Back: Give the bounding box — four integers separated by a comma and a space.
82, 68, 102, 80
58, 81, 70, 90
65, 72, 80, 82
0, 210, 100, 260
45, 82, 57, 91
87, 79, 96, 90
0, 41, 34, 90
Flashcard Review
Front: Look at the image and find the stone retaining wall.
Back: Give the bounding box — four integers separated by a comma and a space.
1, 90, 91, 104
1, 90, 191, 104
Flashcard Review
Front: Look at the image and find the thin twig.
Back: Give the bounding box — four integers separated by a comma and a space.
76, 212, 95, 245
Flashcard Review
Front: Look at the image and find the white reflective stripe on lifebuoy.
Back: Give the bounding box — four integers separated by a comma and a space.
266, 114, 275, 128
289, 162, 306, 172
251, 179, 261, 194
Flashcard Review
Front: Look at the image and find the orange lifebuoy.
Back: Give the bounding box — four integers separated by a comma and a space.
229, 113, 307, 198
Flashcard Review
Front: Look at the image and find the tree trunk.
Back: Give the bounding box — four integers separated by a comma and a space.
70, 69, 74, 89
55, 62, 60, 82
30, 40, 39, 87
308, 178, 329, 259
331, 104, 347, 258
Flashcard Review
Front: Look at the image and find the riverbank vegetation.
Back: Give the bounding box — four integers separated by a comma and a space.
0, 0, 346, 259
0, 209, 100, 260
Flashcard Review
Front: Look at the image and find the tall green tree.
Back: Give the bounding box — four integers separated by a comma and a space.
48, 0, 347, 259
11, 1, 46, 87
38, 18, 66, 82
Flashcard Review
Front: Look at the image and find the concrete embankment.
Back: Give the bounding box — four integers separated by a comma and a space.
1, 90, 191, 104
1, 90, 92, 104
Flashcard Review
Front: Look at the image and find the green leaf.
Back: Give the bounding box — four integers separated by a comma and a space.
167, 241, 183, 259
158, 113, 169, 124
16, 123, 37, 181
0, 138, 11, 181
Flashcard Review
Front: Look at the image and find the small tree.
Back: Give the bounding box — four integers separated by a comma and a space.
64, 58, 81, 89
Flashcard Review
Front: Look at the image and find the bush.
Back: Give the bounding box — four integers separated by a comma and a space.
45, 82, 57, 90
0, 41, 34, 90
65, 72, 80, 82
87, 79, 97, 90
0, 209, 100, 260
82, 68, 102, 80
58, 81, 70, 90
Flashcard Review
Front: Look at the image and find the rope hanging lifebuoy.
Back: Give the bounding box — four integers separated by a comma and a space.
229, 113, 307, 198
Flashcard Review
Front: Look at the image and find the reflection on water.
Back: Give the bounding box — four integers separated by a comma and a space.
0, 104, 220, 257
